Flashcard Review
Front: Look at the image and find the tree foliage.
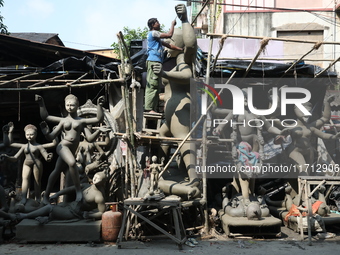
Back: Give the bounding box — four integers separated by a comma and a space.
0, 0, 8, 34
112, 24, 165, 57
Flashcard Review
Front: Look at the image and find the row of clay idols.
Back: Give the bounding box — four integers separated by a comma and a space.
0, 94, 111, 223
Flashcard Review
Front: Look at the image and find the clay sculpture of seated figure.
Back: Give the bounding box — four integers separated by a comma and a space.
222, 183, 270, 220
14, 171, 107, 222
151, 4, 201, 200
266, 184, 330, 219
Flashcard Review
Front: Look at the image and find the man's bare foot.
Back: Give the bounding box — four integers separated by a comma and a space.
144, 110, 159, 114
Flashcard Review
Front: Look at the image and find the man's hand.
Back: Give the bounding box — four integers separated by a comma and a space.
171, 19, 177, 27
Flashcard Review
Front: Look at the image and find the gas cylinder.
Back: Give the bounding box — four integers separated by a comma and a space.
101, 202, 122, 242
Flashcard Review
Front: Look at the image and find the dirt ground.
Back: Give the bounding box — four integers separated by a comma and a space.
1, 226, 340, 255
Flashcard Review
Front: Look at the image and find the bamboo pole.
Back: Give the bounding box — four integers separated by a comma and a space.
0, 72, 39, 86
113, 132, 206, 142
66, 72, 89, 86
211, 35, 227, 72
28, 72, 69, 88
191, 0, 210, 26
243, 38, 270, 77
0, 78, 124, 91
283, 42, 323, 76
315, 55, 340, 78
118, 65, 131, 199
216, 57, 334, 61
202, 0, 217, 234
2, 79, 115, 83
117, 31, 137, 198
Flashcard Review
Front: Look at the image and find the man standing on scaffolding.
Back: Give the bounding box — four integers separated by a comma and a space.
144, 18, 182, 114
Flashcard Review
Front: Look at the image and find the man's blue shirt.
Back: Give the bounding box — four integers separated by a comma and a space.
147, 30, 163, 62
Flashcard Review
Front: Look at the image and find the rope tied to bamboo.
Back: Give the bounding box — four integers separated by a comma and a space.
260, 38, 270, 53
211, 35, 228, 74
219, 34, 228, 48
313, 42, 322, 50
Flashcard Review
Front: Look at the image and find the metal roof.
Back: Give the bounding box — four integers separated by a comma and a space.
10, 32, 64, 46
0, 33, 118, 67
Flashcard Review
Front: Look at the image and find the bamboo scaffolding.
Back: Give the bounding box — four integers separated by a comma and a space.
0, 72, 39, 86
207, 33, 340, 45
201, 0, 218, 234
1, 79, 112, 83
113, 132, 206, 142
216, 57, 334, 61
0, 78, 124, 91
117, 31, 137, 198
28, 72, 69, 88
283, 42, 323, 76
191, 0, 210, 25
315, 55, 340, 78
211, 35, 226, 74
243, 38, 270, 77
208, 32, 340, 80
66, 72, 89, 86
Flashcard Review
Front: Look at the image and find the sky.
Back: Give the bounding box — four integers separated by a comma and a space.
1, 0, 183, 50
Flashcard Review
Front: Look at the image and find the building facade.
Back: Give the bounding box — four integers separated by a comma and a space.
191, 0, 340, 72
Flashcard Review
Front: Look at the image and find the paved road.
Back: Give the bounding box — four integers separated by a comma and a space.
0, 238, 339, 255
1, 226, 339, 255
